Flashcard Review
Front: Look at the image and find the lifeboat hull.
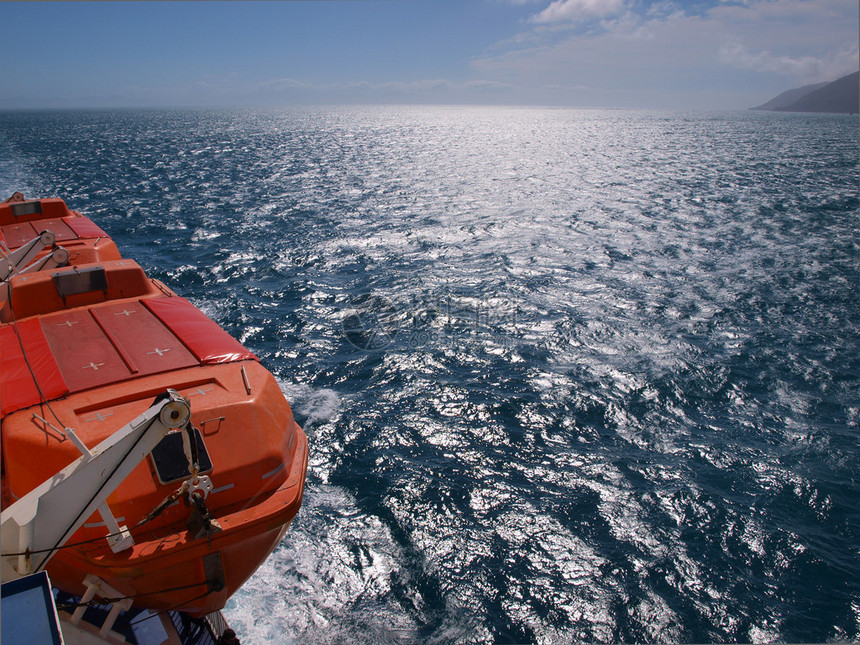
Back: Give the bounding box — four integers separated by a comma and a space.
43, 430, 307, 616
0, 197, 309, 616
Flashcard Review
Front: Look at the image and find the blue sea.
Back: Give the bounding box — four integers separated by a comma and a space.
1, 106, 858, 644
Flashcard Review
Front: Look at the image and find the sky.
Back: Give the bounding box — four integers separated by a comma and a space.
1, 0, 857, 110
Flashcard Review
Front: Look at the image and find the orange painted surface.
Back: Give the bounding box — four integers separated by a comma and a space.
0, 198, 120, 266
0, 197, 74, 225
0, 197, 308, 614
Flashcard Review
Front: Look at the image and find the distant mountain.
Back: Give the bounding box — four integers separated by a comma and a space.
751, 82, 829, 110
751, 71, 859, 114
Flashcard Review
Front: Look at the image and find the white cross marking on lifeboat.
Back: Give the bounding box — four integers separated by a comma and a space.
56, 320, 78, 327
83, 411, 113, 423
83, 362, 105, 370
148, 348, 171, 357
189, 386, 214, 397
114, 309, 136, 316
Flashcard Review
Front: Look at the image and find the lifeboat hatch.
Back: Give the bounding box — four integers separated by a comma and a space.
10, 200, 42, 217
149, 426, 213, 485
52, 265, 107, 298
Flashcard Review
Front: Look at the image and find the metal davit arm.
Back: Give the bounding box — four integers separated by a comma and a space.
0, 230, 70, 283
0, 390, 192, 583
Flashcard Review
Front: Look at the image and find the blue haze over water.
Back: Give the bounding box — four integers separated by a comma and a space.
0, 107, 858, 644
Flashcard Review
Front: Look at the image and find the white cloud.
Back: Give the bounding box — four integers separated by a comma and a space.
645, 1, 685, 19
472, 0, 859, 108
532, 0, 627, 23
382, 79, 455, 92
258, 78, 310, 92
709, 0, 859, 81
464, 79, 516, 93
719, 39, 859, 79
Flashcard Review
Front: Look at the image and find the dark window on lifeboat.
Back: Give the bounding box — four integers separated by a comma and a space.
150, 426, 213, 485
10, 201, 42, 217
53, 266, 107, 299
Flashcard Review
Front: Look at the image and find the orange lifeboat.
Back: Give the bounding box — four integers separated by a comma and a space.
0, 197, 122, 267
0, 197, 308, 616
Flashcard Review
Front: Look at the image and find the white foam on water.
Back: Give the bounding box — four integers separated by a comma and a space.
223, 484, 423, 644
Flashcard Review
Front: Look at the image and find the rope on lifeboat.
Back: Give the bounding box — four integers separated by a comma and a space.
31, 413, 163, 573
4, 279, 70, 431
1, 419, 220, 560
